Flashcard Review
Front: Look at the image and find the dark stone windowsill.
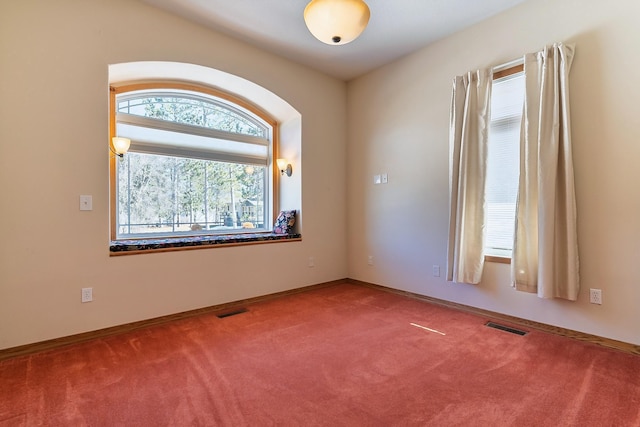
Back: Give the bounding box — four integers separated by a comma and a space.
109, 232, 301, 255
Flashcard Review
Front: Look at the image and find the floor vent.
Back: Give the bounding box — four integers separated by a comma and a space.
485, 321, 528, 336
216, 308, 248, 319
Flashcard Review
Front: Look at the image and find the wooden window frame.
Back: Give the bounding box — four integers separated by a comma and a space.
109, 82, 282, 247
484, 63, 524, 264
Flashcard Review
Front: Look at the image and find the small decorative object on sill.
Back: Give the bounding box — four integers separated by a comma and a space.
273, 210, 296, 234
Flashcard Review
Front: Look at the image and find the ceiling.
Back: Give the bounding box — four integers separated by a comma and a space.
141, 0, 527, 81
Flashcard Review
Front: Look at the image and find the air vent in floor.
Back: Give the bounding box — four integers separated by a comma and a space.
485, 321, 528, 336
216, 308, 248, 318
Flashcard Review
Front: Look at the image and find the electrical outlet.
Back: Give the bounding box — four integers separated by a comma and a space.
308, 256, 315, 268
367, 255, 374, 266
81, 287, 93, 303
589, 288, 602, 305
432, 265, 440, 277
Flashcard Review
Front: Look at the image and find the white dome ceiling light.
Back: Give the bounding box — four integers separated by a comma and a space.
304, 0, 371, 45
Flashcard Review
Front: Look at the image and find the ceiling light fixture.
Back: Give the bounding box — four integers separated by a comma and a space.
304, 0, 370, 45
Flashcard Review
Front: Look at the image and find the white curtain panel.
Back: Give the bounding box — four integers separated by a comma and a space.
447, 69, 491, 284
511, 43, 580, 300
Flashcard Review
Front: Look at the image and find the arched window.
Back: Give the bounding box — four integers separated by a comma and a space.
110, 83, 277, 241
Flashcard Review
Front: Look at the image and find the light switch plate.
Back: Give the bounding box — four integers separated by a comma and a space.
81, 287, 93, 303
80, 195, 93, 211
374, 175, 381, 185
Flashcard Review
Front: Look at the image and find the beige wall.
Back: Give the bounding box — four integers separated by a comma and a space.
347, 0, 640, 345
3, 0, 639, 351
0, 0, 348, 349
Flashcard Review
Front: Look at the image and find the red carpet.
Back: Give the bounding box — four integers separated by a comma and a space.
1, 283, 640, 426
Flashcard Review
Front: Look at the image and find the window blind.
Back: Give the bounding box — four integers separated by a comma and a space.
116, 115, 269, 166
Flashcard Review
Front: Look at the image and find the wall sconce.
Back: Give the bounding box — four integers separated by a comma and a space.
277, 158, 293, 177
111, 137, 131, 158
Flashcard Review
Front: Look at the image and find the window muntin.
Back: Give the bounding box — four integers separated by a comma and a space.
485, 71, 524, 257
111, 84, 275, 240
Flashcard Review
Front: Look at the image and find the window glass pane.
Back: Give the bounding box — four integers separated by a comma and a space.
117, 92, 267, 138
116, 153, 266, 238
486, 73, 524, 255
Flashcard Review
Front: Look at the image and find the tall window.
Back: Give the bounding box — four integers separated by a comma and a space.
485, 71, 524, 257
110, 83, 276, 240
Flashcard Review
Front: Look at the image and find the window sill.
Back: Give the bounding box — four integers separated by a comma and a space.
485, 255, 511, 264
110, 232, 301, 255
